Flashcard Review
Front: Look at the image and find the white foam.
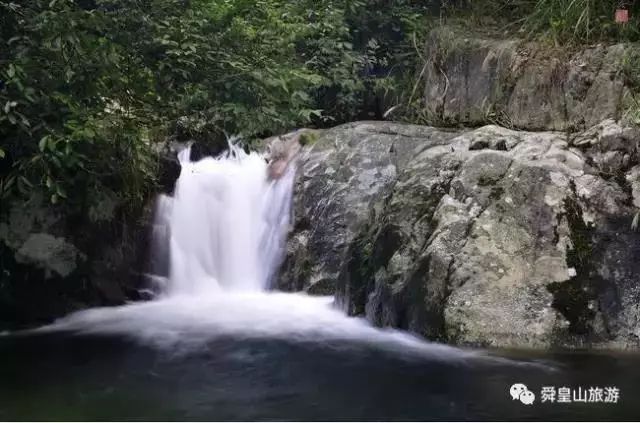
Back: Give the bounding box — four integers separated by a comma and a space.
40, 291, 476, 361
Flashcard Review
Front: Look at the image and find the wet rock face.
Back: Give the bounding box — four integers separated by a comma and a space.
279, 120, 640, 349
421, 27, 633, 132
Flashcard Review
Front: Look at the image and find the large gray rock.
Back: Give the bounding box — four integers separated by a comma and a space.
277, 122, 459, 294
421, 27, 633, 132
279, 120, 640, 349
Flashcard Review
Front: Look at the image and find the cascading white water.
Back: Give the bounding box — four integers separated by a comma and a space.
159, 143, 294, 296
34, 141, 512, 364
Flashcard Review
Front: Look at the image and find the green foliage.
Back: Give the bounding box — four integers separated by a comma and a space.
0, 0, 424, 223
0, 0, 162, 213
523, 0, 640, 44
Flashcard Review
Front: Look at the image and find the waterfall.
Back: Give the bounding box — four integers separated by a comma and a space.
158, 143, 294, 296
36, 141, 482, 363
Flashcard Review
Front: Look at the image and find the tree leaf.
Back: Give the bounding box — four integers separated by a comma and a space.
39, 136, 49, 152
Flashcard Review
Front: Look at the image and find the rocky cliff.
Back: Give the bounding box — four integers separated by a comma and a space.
420, 27, 635, 132
278, 120, 640, 349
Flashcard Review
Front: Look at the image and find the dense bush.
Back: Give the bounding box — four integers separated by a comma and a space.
0, 0, 425, 219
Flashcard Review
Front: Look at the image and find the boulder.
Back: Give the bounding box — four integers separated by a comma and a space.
279, 120, 640, 349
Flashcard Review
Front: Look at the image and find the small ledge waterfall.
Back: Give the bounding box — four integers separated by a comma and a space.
38, 143, 480, 363
154, 143, 295, 296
